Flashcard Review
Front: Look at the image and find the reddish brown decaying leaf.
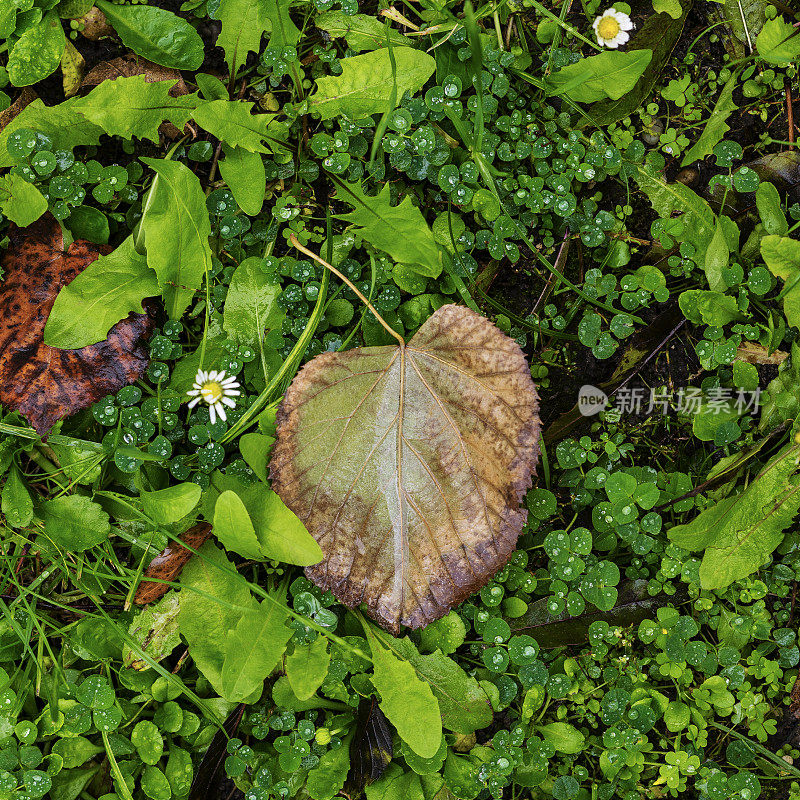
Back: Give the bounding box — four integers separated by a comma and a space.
271, 304, 541, 634
0, 214, 155, 436
82, 56, 190, 96
134, 522, 213, 606
0, 88, 37, 135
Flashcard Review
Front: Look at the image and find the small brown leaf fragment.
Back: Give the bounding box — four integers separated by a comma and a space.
82, 55, 190, 96
77, 6, 114, 40
0, 214, 155, 436
736, 341, 788, 365
0, 88, 38, 134
271, 304, 541, 634
134, 522, 212, 606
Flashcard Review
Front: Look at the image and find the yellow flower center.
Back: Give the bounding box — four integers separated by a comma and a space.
200, 381, 223, 403
598, 16, 620, 40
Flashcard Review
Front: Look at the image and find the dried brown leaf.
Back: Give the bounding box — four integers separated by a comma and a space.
271, 304, 540, 633
82, 55, 189, 96
736, 341, 788, 365
134, 522, 212, 605
0, 214, 155, 436
0, 88, 38, 134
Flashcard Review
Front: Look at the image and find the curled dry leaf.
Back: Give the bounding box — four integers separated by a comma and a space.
271, 304, 540, 633
82, 54, 190, 95
134, 522, 212, 605
0, 214, 155, 436
0, 88, 38, 134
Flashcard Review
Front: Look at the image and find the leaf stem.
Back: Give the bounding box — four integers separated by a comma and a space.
289, 234, 406, 347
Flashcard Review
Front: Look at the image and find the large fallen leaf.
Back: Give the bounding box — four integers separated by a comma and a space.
0, 214, 154, 435
271, 304, 540, 633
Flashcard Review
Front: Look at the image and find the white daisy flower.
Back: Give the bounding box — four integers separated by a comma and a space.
186, 368, 241, 424
593, 7, 634, 48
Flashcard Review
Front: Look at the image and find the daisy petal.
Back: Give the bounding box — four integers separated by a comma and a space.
188, 397, 201, 408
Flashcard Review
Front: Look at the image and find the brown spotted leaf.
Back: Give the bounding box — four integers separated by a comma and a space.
0, 214, 155, 435
271, 304, 540, 633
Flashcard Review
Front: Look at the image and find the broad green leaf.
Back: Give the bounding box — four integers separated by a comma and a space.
73, 76, 198, 143
391, 636, 493, 733
756, 15, 800, 64
141, 483, 201, 524
193, 100, 276, 153
364, 625, 442, 758
0, 174, 47, 226
704, 220, 729, 292
195, 72, 229, 101
95, 1, 204, 69
223, 256, 284, 349
52, 737, 104, 769
652, 0, 681, 17
669, 442, 800, 589
265, 0, 299, 49
756, 181, 788, 236
315, 11, 409, 51
165, 747, 193, 798
587, 5, 688, 125
178, 542, 253, 695
336, 180, 441, 276
539, 722, 586, 754
213, 490, 263, 560
140, 158, 213, 320
286, 636, 331, 700
305, 743, 350, 800
271, 305, 540, 632
221, 590, 293, 701
40, 495, 111, 551
681, 72, 738, 166
44, 237, 159, 349
8, 12, 65, 87
208, 473, 323, 566
66, 205, 109, 245
0, 98, 103, 169
545, 50, 652, 103
679, 290, 744, 326
365, 765, 425, 800
1, 463, 33, 528
219, 146, 266, 216
761, 235, 800, 329
123, 591, 181, 670
310, 47, 435, 120
239, 432, 274, 483
217, 0, 270, 74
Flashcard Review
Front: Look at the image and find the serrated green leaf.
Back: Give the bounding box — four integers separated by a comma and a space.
286, 636, 331, 701
305, 743, 350, 800
0, 98, 103, 169
681, 72, 738, 166
217, 0, 270, 74
756, 15, 800, 64
193, 100, 276, 153
310, 47, 435, 120
336, 180, 441, 276
221, 589, 293, 701
40, 494, 111, 552
8, 11, 65, 87
95, 0, 204, 69
73, 75, 198, 143
140, 158, 213, 320
44, 237, 159, 349
652, 0, 682, 17
669, 442, 800, 589
265, 0, 299, 49
0, 173, 47, 227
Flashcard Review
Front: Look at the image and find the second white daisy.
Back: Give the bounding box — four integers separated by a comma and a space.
187, 369, 241, 424
593, 7, 634, 49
